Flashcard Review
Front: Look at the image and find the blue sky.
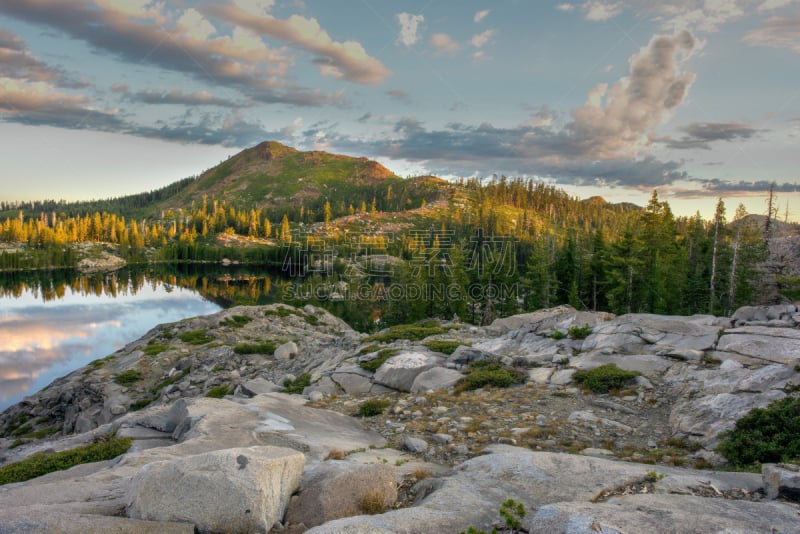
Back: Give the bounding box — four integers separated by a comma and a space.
0, 0, 798, 219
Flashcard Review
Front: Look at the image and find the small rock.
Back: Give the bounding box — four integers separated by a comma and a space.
763, 464, 800, 501
275, 342, 299, 360
497, 437, 517, 446
432, 433, 453, 444
307, 391, 324, 402
403, 436, 429, 453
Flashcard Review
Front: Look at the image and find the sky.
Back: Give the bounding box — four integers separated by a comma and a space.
0, 0, 798, 220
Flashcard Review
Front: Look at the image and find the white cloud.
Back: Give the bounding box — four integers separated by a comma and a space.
569, 30, 697, 159
757, 0, 794, 11
602, 64, 614, 72
232, 0, 276, 17
430, 33, 460, 55
654, 0, 744, 32
470, 29, 494, 48
176, 8, 217, 41
582, 1, 623, 21
744, 15, 800, 52
474, 9, 490, 23
556, 3, 576, 11
396, 12, 424, 47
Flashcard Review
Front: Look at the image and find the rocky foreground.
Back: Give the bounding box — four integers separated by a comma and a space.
1, 303, 799, 532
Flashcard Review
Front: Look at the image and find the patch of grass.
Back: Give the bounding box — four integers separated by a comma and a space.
423, 340, 467, 355
411, 468, 430, 480
220, 315, 253, 328
283, 373, 311, 394
264, 306, 299, 318
363, 321, 446, 343
357, 490, 386, 515
130, 398, 155, 411
716, 396, 800, 469
178, 329, 213, 345
9, 439, 25, 449
10, 423, 33, 437
358, 399, 391, 417
233, 341, 278, 355
303, 313, 320, 326
24, 426, 59, 440
550, 330, 566, 340
454, 360, 526, 394
359, 344, 380, 355
142, 343, 170, 356
572, 364, 641, 393
567, 324, 593, 339
0, 436, 132, 486
665, 437, 703, 452
205, 384, 232, 398
114, 370, 142, 387
359, 348, 399, 373
325, 449, 346, 460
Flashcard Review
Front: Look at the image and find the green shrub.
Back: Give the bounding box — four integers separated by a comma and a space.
283, 373, 312, 394
178, 329, 213, 345
358, 399, 391, 417
114, 370, 142, 387
572, 364, 640, 393
363, 321, 446, 343
220, 315, 253, 328
205, 385, 232, 398
455, 361, 526, 393
130, 398, 155, 411
233, 341, 278, 355
0, 437, 132, 486
10, 423, 32, 437
499, 498, 526, 531
716, 396, 800, 468
550, 330, 566, 340
264, 306, 299, 318
567, 324, 593, 339
423, 340, 468, 355
359, 344, 380, 355
142, 343, 170, 356
359, 349, 399, 373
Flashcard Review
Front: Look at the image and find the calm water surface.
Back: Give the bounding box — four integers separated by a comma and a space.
0, 270, 224, 411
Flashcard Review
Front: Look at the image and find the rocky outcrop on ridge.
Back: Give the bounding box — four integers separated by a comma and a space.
1, 303, 799, 532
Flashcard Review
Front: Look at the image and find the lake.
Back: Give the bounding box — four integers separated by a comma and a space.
0, 266, 290, 412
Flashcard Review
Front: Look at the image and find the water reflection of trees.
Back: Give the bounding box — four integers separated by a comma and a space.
0, 266, 281, 307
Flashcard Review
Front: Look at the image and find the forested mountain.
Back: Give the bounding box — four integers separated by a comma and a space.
1, 141, 797, 328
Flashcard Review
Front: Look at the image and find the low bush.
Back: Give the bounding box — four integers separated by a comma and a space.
567, 324, 593, 339
178, 329, 213, 345
142, 343, 170, 356
283, 373, 311, 394
455, 360, 526, 393
716, 396, 800, 468
205, 384, 232, 398
264, 306, 299, 318
233, 341, 277, 355
114, 370, 142, 387
0, 437, 132, 486
359, 348, 399, 373
423, 340, 467, 355
357, 489, 387, 515
358, 399, 391, 417
220, 315, 253, 328
572, 364, 640, 393
550, 330, 566, 340
363, 321, 446, 343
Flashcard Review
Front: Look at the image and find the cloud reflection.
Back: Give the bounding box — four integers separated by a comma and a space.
0, 284, 220, 410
